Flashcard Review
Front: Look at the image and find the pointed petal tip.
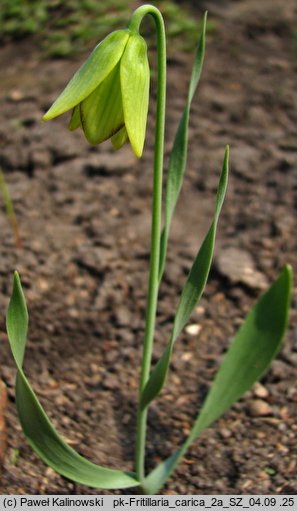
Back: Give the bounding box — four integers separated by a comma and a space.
132, 146, 143, 159
129, 136, 144, 158
42, 108, 56, 122
111, 126, 128, 151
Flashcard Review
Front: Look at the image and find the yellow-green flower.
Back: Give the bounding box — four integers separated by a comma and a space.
43, 30, 150, 158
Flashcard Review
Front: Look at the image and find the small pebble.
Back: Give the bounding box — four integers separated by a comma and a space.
55, 394, 69, 407
48, 378, 58, 390
86, 374, 101, 387
247, 399, 273, 417
253, 382, 269, 399
181, 352, 193, 362
195, 306, 205, 315
185, 323, 202, 336
45, 467, 57, 479
37, 278, 49, 292
215, 247, 268, 290
68, 308, 79, 318
279, 406, 289, 420
220, 428, 232, 439
8, 89, 24, 102
110, 208, 120, 217
271, 360, 289, 379
102, 373, 118, 390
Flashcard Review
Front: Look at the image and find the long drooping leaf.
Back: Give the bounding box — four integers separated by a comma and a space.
158, 12, 207, 281
141, 146, 229, 409
159, 13, 207, 281
6, 272, 139, 489
143, 265, 292, 494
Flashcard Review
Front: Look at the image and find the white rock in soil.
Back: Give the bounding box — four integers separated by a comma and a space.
185, 323, 202, 336
215, 247, 268, 289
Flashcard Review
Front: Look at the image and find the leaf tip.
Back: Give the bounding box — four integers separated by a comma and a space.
13, 269, 20, 279
13, 270, 21, 289
222, 145, 230, 175
281, 264, 293, 297
11, 270, 28, 319
283, 263, 293, 279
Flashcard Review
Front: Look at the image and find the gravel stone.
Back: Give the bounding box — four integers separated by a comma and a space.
247, 399, 273, 417
215, 247, 269, 290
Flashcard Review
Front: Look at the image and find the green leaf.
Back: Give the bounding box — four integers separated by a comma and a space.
159, 12, 207, 281
143, 265, 293, 494
43, 30, 130, 121
6, 272, 28, 367
6, 272, 139, 490
141, 146, 229, 409
121, 34, 150, 158
190, 264, 292, 436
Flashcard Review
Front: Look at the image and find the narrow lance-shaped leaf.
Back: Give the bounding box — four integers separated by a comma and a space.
6, 272, 139, 490
143, 265, 293, 494
158, 12, 207, 282
141, 147, 229, 409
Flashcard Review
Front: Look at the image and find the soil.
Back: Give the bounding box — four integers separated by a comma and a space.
0, 0, 296, 496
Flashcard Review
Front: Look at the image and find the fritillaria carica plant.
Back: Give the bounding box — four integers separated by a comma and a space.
7, 5, 292, 494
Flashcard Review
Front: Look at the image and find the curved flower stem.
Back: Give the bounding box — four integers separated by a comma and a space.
129, 6, 166, 484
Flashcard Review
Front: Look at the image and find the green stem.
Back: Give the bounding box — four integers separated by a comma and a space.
129, 6, 166, 485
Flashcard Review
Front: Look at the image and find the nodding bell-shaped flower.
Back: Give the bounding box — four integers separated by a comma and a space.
43, 30, 150, 158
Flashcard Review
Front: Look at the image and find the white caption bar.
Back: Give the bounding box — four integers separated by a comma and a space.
1, 495, 296, 511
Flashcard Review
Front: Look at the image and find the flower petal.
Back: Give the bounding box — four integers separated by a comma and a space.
68, 105, 82, 131
121, 34, 150, 158
111, 126, 128, 151
43, 30, 130, 121
80, 63, 124, 145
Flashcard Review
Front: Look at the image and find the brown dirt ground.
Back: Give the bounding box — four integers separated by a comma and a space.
0, 0, 296, 495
